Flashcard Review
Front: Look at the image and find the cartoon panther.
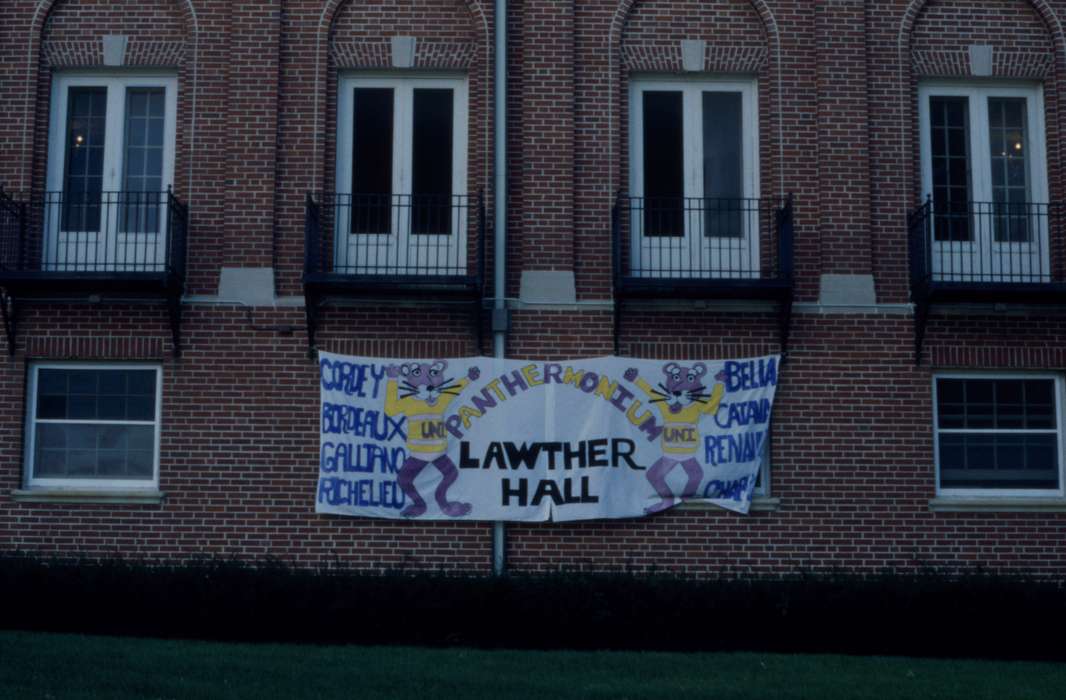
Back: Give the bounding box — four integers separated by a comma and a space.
624, 362, 726, 514
384, 360, 480, 518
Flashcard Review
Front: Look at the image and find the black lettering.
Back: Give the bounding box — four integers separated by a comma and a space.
502, 478, 528, 506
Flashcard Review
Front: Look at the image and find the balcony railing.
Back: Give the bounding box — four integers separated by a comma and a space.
304, 192, 484, 280
0, 189, 188, 279
302, 192, 486, 354
612, 194, 793, 291
908, 199, 1064, 287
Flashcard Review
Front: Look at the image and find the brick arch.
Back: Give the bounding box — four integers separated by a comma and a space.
19, 0, 200, 197
895, 0, 1066, 212
900, 0, 1065, 58
310, 0, 493, 193
607, 0, 785, 198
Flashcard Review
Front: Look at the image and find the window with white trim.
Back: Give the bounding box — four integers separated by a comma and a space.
918, 82, 1049, 281
46, 72, 178, 271
25, 364, 163, 490
628, 76, 760, 277
933, 374, 1064, 495
334, 74, 469, 274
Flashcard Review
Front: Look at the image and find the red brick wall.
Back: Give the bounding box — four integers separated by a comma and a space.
2, 0, 1066, 577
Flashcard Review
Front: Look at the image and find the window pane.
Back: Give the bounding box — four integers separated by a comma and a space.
936, 378, 966, 428
702, 91, 743, 238
31, 368, 158, 482
122, 88, 166, 235
929, 96, 971, 242
642, 91, 684, 237
988, 97, 1030, 243
33, 422, 155, 481
63, 87, 107, 233
351, 87, 394, 234
411, 88, 454, 235
937, 377, 1061, 490
35, 368, 156, 421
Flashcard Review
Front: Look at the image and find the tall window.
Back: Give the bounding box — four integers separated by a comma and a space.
46, 73, 177, 270
24, 364, 163, 491
918, 83, 1049, 281
334, 75, 469, 275
934, 374, 1064, 495
629, 77, 759, 277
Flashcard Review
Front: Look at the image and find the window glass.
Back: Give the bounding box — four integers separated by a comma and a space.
936, 377, 1061, 491
929, 96, 971, 242
702, 91, 743, 238
411, 88, 454, 235
351, 87, 394, 234
641, 90, 684, 237
988, 97, 1030, 242
62, 86, 107, 233
122, 87, 166, 234
29, 367, 159, 485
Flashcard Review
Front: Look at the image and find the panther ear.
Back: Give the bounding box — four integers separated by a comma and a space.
663, 362, 680, 376
432, 360, 447, 373
400, 364, 411, 377
691, 363, 707, 377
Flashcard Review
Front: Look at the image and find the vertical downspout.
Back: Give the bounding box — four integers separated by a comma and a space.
491, 0, 508, 576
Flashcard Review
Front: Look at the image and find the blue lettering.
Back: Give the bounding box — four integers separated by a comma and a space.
723, 358, 778, 393
702, 476, 752, 502
321, 441, 406, 474
317, 477, 406, 509
319, 358, 382, 397
704, 431, 765, 466
714, 399, 772, 429
321, 402, 406, 441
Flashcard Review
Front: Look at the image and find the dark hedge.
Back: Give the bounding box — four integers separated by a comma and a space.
0, 553, 1062, 660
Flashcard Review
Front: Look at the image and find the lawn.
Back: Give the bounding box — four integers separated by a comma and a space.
0, 631, 1064, 700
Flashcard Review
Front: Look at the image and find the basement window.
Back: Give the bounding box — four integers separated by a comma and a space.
24, 364, 162, 491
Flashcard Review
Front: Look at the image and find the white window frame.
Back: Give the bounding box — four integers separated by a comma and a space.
45, 71, 178, 270
628, 75, 760, 277
24, 363, 164, 492
919, 81, 1048, 207
335, 72, 469, 238
932, 372, 1066, 498
918, 81, 1050, 281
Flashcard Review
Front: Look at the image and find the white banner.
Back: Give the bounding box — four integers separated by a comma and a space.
316, 353, 779, 521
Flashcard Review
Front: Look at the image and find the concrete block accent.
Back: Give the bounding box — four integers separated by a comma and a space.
519, 270, 577, 304
218, 267, 276, 306
818, 273, 876, 306
969, 45, 993, 77
681, 40, 705, 72
391, 36, 417, 68
102, 35, 128, 67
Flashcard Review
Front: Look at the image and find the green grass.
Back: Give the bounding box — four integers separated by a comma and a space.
1, 631, 1065, 700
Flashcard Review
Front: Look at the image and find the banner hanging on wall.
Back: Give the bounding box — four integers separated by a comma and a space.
316, 353, 780, 521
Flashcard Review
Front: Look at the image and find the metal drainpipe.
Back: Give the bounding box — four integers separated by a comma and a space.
491, 0, 508, 577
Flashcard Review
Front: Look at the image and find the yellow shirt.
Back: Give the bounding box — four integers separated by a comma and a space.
634, 377, 724, 456
384, 378, 470, 459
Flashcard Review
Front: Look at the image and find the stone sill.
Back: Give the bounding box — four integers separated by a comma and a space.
12, 489, 165, 505
929, 497, 1066, 513
679, 496, 780, 513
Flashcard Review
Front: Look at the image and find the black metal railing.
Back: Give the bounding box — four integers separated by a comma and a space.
304, 192, 484, 279
0, 190, 187, 277
909, 200, 1062, 287
612, 195, 793, 282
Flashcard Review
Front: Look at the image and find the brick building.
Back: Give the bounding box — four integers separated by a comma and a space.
1, 0, 1066, 576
